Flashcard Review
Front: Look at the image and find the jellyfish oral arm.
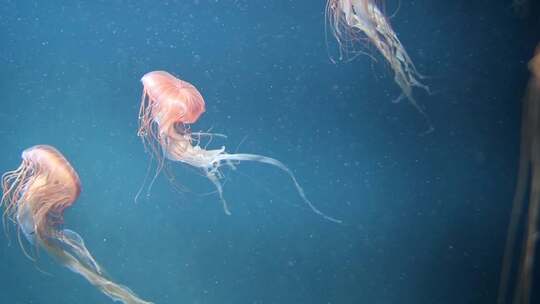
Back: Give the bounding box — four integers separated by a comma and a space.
16, 202, 36, 244
46, 229, 153, 304
340, 1, 377, 32
186, 147, 342, 223
215, 153, 342, 223
58, 229, 103, 274
160, 129, 341, 223
39, 219, 153, 303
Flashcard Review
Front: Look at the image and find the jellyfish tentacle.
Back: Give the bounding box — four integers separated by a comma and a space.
209, 153, 343, 224
59, 229, 103, 275
206, 170, 231, 215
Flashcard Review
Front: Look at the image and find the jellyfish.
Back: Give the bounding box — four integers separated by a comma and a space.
1, 145, 152, 304
326, 0, 433, 133
137, 71, 341, 223
497, 46, 540, 304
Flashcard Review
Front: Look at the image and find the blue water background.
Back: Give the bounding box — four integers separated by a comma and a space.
0, 1, 539, 303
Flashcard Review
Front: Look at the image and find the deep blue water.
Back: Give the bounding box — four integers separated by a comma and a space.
0, 1, 539, 303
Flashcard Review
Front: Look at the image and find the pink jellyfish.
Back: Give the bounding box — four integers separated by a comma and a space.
1, 145, 153, 304
138, 71, 341, 223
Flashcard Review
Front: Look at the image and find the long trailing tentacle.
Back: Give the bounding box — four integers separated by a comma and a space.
136, 90, 169, 200
134, 154, 155, 204
209, 152, 342, 224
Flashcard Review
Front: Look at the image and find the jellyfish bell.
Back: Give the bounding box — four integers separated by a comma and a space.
140, 70, 205, 129
2, 145, 80, 243
1, 145, 153, 304
21, 145, 81, 199
138, 71, 341, 223
139, 70, 206, 174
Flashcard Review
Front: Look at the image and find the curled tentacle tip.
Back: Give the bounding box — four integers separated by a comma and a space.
392, 94, 405, 104
328, 217, 343, 224
222, 204, 232, 216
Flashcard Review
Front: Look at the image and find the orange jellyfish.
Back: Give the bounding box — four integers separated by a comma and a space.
138, 71, 341, 223
1, 145, 152, 304
326, 0, 432, 133
498, 46, 540, 304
